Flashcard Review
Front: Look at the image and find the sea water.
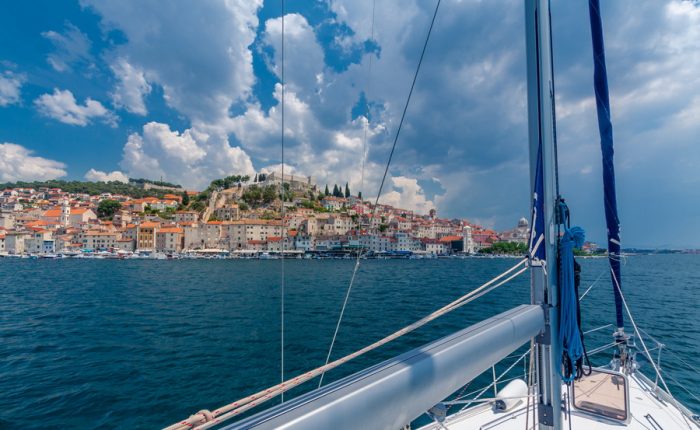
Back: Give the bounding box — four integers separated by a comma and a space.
1, 255, 698, 429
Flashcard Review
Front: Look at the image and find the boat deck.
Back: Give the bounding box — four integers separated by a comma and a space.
418, 371, 698, 430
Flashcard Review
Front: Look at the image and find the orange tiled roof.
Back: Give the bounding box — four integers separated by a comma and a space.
43, 209, 61, 217
158, 227, 183, 234
439, 235, 463, 242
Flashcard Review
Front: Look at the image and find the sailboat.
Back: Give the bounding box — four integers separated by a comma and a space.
164, 0, 699, 429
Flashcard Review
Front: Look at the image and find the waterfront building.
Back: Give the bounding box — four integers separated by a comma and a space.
247, 239, 266, 251
137, 221, 160, 251
203, 221, 224, 248
42, 206, 97, 228
294, 233, 314, 251
183, 223, 205, 250
5, 231, 30, 254
115, 238, 135, 252
81, 231, 118, 251
423, 239, 448, 255
156, 227, 184, 253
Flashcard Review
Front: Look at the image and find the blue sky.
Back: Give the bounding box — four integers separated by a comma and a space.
0, 0, 698, 248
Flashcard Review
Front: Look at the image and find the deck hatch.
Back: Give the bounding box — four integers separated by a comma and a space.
572, 368, 629, 422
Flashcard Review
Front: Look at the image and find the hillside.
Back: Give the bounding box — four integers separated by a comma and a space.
0, 179, 185, 199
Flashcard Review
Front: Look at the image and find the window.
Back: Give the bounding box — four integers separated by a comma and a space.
573, 369, 628, 422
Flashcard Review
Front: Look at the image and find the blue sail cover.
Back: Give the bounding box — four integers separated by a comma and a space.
529, 145, 546, 261
588, 0, 623, 329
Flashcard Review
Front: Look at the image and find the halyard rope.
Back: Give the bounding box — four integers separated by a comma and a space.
319, 0, 442, 388
318, 0, 378, 388
164, 258, 528, 430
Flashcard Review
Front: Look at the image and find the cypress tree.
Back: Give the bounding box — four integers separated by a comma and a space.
344, 182, 350, 198
324, 184, 330, 196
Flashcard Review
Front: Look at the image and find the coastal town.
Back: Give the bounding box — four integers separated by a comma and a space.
0, 174, 591, 259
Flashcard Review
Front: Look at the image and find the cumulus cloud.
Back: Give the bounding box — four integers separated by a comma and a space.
379, 176, 436, 215
75, 0, 700, 245
84, 168, 129, 183
82, 0, 262, 123
34, 88, 117, 127
0, 71, 24, 106
119, 122, 254, 189
263, 14, 326, 100
110, 58, 151, 115
0, 143, 67, 182
41, 22, 94, 72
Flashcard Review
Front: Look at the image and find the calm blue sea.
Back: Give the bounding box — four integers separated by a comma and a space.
1, 255, 698, 429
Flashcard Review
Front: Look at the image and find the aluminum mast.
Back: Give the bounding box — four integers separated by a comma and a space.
525, 0, 563, 429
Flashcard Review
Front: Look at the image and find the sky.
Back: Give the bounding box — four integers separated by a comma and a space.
0, 0, 698, 248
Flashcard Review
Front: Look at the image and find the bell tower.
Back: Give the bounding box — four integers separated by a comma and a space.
60, 198, 70, 227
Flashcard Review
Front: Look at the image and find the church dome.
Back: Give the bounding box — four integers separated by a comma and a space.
518, 217, 529, 228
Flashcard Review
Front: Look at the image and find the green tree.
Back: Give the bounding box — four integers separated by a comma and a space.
181, 191, 190, 206
324, 184, 330, 196
191, 201, 205, 212
97, 199, 121, 219
238, 201, 249, 211
254, 173, 258, 182
481, 242, 528, 255
358, 191, 362, 200
344, 183, 350, 198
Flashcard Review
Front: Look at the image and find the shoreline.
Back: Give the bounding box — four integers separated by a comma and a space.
0, 252, 527, 260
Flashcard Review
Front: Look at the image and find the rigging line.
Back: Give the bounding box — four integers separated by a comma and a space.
319, 0, 377, 389
165, 259, 527, 430
639, 328, 700, 378
582, 323, 612, 335
663, 372, 700, 405
372, 0, 441, 211
280, 0, 286, 403
579, 266, 607, 300
609, 268, 692, 429
318, 0, 436, 388
360, 0, 376, 200
189, 265, 529, 430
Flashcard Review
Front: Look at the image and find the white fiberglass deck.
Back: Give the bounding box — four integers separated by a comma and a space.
418, 371, 699, 430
